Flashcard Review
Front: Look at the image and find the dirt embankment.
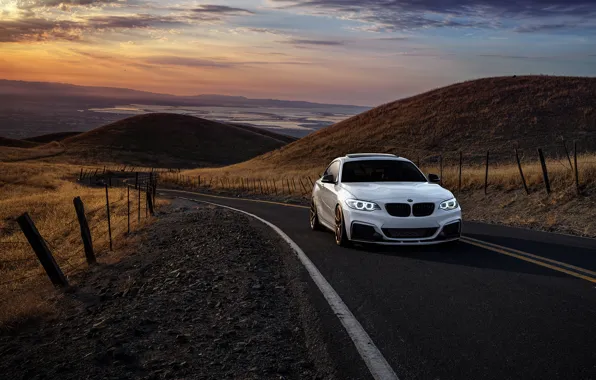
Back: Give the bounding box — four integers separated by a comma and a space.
0, 203, 335, 380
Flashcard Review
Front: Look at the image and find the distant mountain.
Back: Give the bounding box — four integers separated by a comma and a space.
186, 94, 368, 109
0, 80, 368, 109
0, 79, 369, 139
61, 113, 288, 167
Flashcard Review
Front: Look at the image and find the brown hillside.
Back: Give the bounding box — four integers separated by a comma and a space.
62, 113, 288, 167
248, 75, 596, 170
25, 131, 82, 143
0, 137, 39, 148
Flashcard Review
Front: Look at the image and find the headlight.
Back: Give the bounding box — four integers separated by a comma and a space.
439, 198, 459, 210
345, 199, 381, 211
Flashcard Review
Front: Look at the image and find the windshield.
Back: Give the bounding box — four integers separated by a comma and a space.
341, 160, 427, 183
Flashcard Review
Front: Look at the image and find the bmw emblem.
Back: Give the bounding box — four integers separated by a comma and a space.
407, 199, 413, 202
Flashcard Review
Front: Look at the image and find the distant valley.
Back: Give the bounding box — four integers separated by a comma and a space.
0, 80, 369, 139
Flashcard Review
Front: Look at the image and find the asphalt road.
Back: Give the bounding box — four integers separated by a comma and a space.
162, 189, 596, 380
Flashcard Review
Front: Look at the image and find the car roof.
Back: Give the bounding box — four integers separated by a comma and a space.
336, 153, 411, 163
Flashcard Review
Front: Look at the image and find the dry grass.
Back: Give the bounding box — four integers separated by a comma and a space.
177, 153, 596, 195
0, 142, 65, 162
0, 161, 161, 327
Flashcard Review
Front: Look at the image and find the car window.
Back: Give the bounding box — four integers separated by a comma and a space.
341, 160, 427, 183
324, 161, 341, 182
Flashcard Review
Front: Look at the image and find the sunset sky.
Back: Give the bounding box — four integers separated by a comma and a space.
1, 0, 595, 105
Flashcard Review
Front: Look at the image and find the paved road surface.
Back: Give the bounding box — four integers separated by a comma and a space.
162, 189, 596, 380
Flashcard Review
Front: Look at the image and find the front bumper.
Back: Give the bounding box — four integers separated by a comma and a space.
344, 207, 462, 245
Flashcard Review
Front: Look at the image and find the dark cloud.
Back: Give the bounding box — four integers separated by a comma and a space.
0, 7, 244, 43
143, 56, 233, 68
375, 37, 409, 41
86, 14, 188, 29
270, 0, 596, 32
477, 54, 547, 60
0, 18, 83, 42
283, 38, 344, 46
189, 5, 254, 15
514, 23, 576, 33
17, 0, 119, 9
142, 56, 312, 68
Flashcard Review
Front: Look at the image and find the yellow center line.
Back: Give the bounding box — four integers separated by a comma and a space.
462, 238, 596, 283
160, 188, 596, 283
463, 236, 596, 277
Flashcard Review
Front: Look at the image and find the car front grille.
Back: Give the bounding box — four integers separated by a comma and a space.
413, 203, 435, 217
385, 203, 411, 217
382, 228, 438, 239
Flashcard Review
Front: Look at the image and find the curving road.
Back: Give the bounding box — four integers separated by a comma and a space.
162, 189, 596, 380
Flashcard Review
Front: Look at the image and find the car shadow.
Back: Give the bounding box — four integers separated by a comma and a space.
348, 241, 571, 279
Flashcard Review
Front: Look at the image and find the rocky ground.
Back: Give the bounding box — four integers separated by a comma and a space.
0, 201, 335, 380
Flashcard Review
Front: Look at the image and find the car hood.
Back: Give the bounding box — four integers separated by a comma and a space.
340, 182, 454, 203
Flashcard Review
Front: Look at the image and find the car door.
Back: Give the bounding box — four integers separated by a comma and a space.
318, 160, 341, 225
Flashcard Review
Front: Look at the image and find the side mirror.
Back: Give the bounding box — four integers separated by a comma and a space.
321, 174, 335, 183
428, 173, 441, 184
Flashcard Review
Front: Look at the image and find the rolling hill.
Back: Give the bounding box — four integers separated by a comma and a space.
244, 75, 596, 170
61, 113, 289, 167
0, 137, 39, 148
24, 132, 82, 143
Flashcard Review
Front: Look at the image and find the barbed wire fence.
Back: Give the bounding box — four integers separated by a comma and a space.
0, 168, 160, 296
160, 138, 594, 199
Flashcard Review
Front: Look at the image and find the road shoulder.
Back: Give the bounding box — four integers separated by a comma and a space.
0, 201, 337, 379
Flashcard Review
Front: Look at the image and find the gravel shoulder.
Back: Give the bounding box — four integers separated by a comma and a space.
0, 200, 336, 380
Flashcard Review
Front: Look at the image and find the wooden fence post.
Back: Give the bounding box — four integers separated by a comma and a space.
563, 139, 573, 170
146, 189, 154, 216
484, 151, 489, 195
152, 174, 157, 205
127, 186, 130, 234
537, 148, 551, 194
515, 149, 529, 195
574, 141, 580, 195
145, 183, 149, 217
73, 197, 95, 265
299, 178, 308, 195
198, 175, 201, 187
138, 185, 141, 223
272, 180, 277, 195
439, 155, 443, 186
458, 151, 462, 195
17, 213, 68, 287
79, 168, 83, 181
105, 184, 113, 250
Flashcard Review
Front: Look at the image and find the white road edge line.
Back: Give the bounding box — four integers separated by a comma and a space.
178, 196, 399, 380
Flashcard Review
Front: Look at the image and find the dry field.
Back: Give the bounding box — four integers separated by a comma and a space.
0, 142, 65, 162
0, 160, 159, 327
180, 153, 596, 194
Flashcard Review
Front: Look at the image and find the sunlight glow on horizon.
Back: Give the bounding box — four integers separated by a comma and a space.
1, 0, 595, 105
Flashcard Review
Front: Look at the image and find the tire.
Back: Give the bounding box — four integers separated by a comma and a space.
334, 205, 351, 247
310, 199, 322, 231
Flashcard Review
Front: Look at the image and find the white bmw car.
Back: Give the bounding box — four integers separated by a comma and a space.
310, 153, 462, 246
